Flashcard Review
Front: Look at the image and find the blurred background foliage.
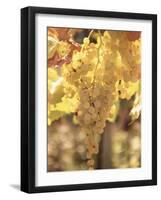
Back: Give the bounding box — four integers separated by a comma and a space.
48, 101, 141, 171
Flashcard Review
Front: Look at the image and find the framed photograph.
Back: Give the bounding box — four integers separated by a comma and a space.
21, 6, 157, 193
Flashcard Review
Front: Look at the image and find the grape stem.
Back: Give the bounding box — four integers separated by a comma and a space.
81, 30, 94, 52
89, 31, 103, 151
92, 31, 102, 85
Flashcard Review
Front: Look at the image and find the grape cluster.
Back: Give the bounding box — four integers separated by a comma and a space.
61, 30, 141, 169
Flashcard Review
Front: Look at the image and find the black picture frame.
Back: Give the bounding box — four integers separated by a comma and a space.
21, 6, 157, 193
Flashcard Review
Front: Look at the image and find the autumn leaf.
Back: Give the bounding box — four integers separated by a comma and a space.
126, 31, 141, 41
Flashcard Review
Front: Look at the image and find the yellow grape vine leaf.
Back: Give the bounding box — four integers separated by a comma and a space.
129, 92, 141, 123
48, 68, 64, 105
48, 95, 79, 125
54, 95, 79, 113
48, 110, 66, 125
117, 80, 140, 100
48, 67, 59, 82
107, 101, 120, 123
126, 80, 140, 100
48, 36, 58, 59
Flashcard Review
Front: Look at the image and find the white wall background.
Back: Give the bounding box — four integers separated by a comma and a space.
0, 0, 160, 199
